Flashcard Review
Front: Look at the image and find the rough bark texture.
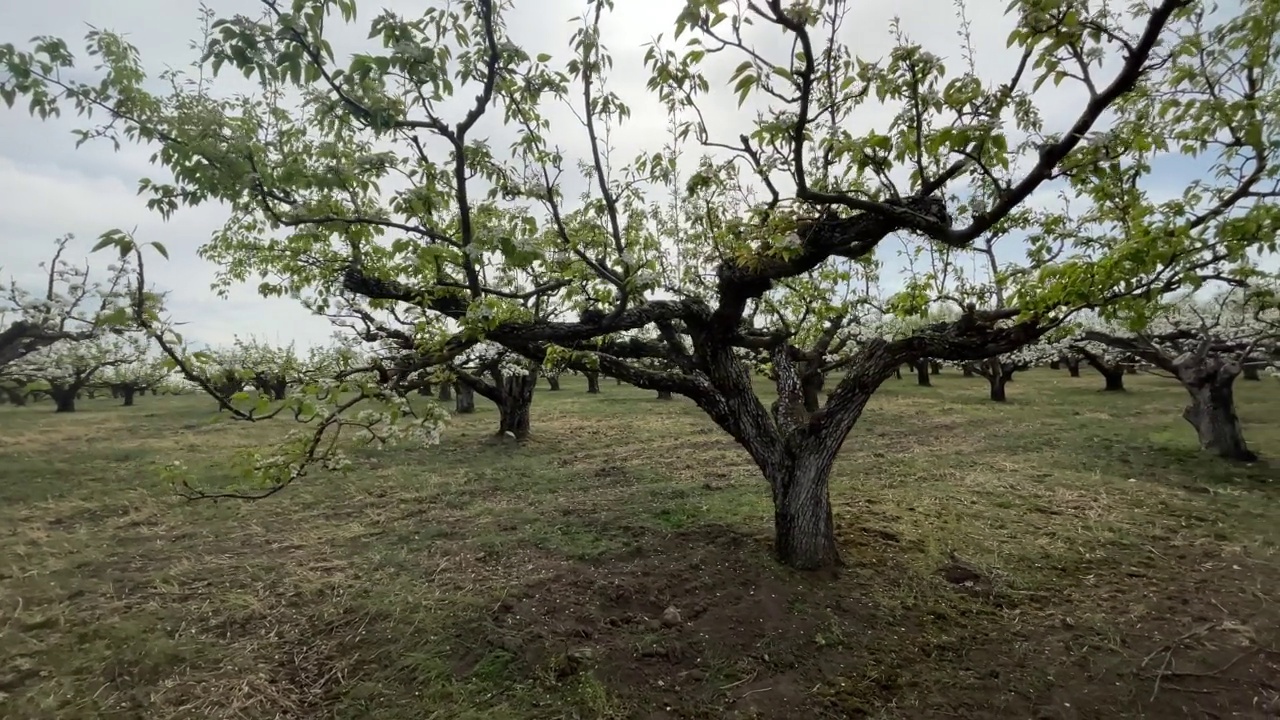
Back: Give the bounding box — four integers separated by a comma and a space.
438, 383, 453, 401
454, 383, 475, 414
585, 371, 601, 394
1183, 375, 1255, 461
771, 456, 841, 570
546, 374, 561, 391
497, 374, 535, 439
799, 367, 825, 413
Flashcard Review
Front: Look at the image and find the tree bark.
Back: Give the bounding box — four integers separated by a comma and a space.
768, 449, 842, 570
656, 389, 672, 400
962, 365, 974, 378
929, 361, 941, 375
585, 371, 601, 394
454, 383, 475, 414
121, 386, 136, 406
1049, 359, 1061, 370
988, 374, 1009, 402
1102, 370, 1125, 392
438, 382, 453, 401
800, 368, 824, 413
1, 387, 26, 406
546, 374, 561, 391
52, 390, 76, 413
1183, 375, 1255, 461
1065, 358, 1081, 377
914, 361, 931, 387
894, 367, 902, 380
497, 374, 535, 439
1243, 366, 1261, 381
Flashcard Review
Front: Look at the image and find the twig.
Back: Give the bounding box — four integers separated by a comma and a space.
719, 669, 758, 690
739, 687, 772, 700
1150, 649, 1173, 700
1142, 621, 1219, 665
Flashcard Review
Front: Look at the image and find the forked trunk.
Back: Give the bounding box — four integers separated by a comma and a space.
988, 375, 1008, 402
656, 390, 672, 400
585, 371, 601, 394
497, 374, 535, 439
915, 361, 931, 387
1182, 376, 1255, 461
769, 452, 841, 570
546, 375, 561, 391
438, 383, 453, 401
455, 383, 475, 414
1243, 366, 1261, 381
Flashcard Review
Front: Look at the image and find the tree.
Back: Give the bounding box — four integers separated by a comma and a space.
450, 342, 539, 438
1067, 314, 1136, 391
1086, 287, 1279, 461
12, 332, 149, 412
98, 355, 169, 405
7, 0, 1279, 569
0, 236, 133, 371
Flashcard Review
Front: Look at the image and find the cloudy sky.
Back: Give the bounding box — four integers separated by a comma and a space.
0, 0, 1222, 349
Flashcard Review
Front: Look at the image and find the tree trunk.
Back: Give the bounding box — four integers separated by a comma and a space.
800, 370, 824, 413
53, 391, 76, 413
417, 383, 433, 396
1183, 376, 1255, 461
656, 389, 672, 400
497, 374, 535, 439
1, 387, 25, 406
455, 383, 475, 414
1049, 359, 1061, 370
438, 383, 453, 401
988, 375, 1009, 402
962, 365, 974, 377
270, 378, 287, 400
1125, 365, 1137, 375
769, 453, 841, 570
121, 386, 136, 407
615, 377, 623, 385
915, 361, 931, 387
546, 375, 561, 391
894, 367, 902, 380
585, 371, 601, 394
1102, 370, 1125, 392
1065, 358, 1081, 377
1243, 366, 1261, 381
929, 361, 941, 375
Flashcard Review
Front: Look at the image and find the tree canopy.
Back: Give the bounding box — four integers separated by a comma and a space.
4, 0, 1278, 568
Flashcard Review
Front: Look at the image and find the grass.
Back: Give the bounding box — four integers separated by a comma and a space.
1, 369, 1278, 719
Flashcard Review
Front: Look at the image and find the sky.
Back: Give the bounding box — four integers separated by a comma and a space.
0, 0, 1230, 349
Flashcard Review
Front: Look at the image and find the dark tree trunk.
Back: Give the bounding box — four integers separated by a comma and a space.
1102, 370, 1125, 392
546, 374, 561, 391
988, 375, 1009, 402
53, 391, 76, 413
915, 361, 931, 387
962, 365, 974, 378
615, 377, 623, 385
1049, 359, 1061, 370
769, 450, 842, 570
1, 387, 26, 406
585, 371, 600, 394
1182, 375, 1255, 461
455, 383, 475, 414
929, 361, 941, 375
1125, 365, 1137, 375
121, 386, 136, 406
438, 383, 453, 401
656, 389, 672, 400
1065, 358, 1081, 377
269, 378, 287, 400
894, 367, 902, 380
497, 374, 535, 439
417, 382, 433, 396
110, 386, 121, 398
1243, 366, 1261, 381
800, 369, 824, 413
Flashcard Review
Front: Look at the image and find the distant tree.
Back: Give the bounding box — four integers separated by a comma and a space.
13, 332, 149, 412
98, 356, 169, 406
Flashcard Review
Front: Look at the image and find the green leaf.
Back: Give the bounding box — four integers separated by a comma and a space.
149, 241, 170, 259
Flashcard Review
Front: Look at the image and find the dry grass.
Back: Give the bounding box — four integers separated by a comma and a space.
1, 369, 1278, 719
